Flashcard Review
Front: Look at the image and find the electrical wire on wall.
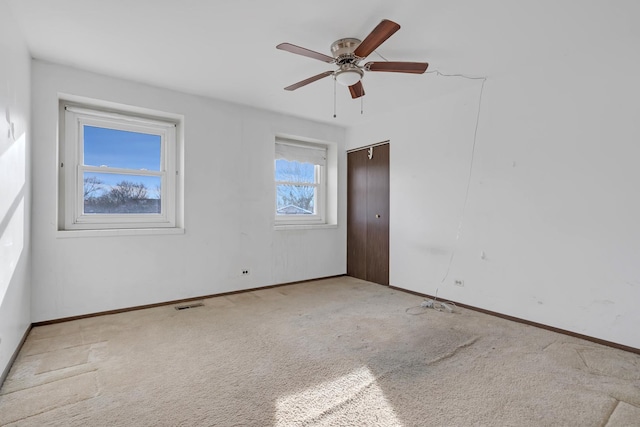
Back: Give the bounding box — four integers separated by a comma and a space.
375, 48, 488, 286
359, 48, 488, 288
424, 70, 487, 284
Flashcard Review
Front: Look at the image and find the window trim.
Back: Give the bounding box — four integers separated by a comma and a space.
60, 102, 181, 231
274, 139, 328, 226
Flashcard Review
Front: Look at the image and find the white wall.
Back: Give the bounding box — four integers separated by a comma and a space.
0, 0, 31, 378
31, 61, 346, 322
18, 2, 640, 352
347, 40, 640, 348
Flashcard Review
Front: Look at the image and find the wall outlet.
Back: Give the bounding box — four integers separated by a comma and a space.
241, 269, 250, 275
454, 279, 464, 287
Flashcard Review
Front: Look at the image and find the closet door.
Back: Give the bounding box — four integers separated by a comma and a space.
347, 148, 368, 279
347, 144, 390, 285
365, 144, 390, 285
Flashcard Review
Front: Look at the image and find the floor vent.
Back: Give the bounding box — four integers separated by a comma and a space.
174, 302, 204, 311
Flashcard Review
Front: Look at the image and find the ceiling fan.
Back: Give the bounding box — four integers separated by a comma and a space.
276, 19, 429, 99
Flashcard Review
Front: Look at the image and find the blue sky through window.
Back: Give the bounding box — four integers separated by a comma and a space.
84, 126, 161, 170
83, 126, 162, 199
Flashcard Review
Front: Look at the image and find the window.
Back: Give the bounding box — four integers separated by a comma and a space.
275, 139, 327, 225
60, 104, 180, 231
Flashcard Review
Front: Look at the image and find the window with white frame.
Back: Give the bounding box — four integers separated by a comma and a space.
275, 139, 327, 225
60, 104, 180, 230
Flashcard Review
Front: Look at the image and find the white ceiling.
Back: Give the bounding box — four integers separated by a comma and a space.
6, 0, 634, 127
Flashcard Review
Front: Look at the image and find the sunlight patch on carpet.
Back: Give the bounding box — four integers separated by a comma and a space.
275, 366, 401, 426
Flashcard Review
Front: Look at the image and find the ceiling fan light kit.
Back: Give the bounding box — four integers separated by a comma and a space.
335, 65, 363, 86
277, 19, 428, 101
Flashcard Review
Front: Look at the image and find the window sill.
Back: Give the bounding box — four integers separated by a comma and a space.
274, 223, 338, 231
56, 227, 185, 238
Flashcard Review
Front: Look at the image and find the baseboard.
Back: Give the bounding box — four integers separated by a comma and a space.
33, 274, 346, 327
1, 324, 32, 389
389, 285, 640, 355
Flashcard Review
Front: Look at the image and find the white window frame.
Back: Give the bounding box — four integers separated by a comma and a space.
61, 104, 179, 231
275, 138, 327, 226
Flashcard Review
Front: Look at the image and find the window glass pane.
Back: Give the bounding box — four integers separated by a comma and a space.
84, 126, 161, 171
276, 184, 315, 215
83, 172, 161, 214
274, 159, 315, 183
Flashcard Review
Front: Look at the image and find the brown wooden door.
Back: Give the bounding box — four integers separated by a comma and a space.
347, 148, 368, 280
347, 143, 390, 285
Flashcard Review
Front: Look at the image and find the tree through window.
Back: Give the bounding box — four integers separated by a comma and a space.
275, 139, 327, 225
61, 104, 179, 230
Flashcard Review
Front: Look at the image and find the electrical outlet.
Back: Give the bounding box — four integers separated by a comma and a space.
454, 279, 464, 287
241, 269, 250, 275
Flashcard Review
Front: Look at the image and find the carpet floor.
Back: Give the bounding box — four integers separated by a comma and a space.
1, 276, 639, 426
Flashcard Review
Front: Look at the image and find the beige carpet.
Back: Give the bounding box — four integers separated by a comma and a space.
1, 276, 639, 426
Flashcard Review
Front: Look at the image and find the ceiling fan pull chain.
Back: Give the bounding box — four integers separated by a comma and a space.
361, 90, 364, 115
333, 76, 337, 118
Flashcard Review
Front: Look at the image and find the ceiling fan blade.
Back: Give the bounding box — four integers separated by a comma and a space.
276, 43, 335, 63
365, 61, 429, 74
348, 81, 365, 99
353, 19, 401, 58
284, 71, 334, 91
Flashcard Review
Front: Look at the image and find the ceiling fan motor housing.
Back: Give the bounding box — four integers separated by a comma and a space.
330, 38, 362, 63
331, 38, 365, 86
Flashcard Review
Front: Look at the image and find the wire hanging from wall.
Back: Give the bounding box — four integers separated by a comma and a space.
425, 70, 487, 284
